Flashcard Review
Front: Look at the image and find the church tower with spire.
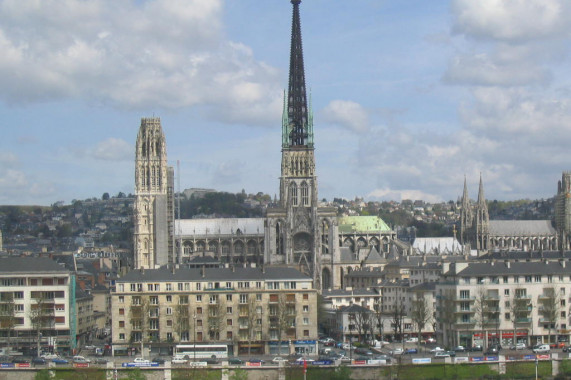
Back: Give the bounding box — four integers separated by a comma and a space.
133, 117, 175, 269
265, 0, 338, 290
474, 174, 490, 251
459, 176, 473, 246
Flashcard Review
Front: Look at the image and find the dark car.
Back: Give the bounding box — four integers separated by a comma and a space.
404, 348, 418, 354
95, 358, 108, 364
354, 348, 373, 356
470, 345, 483, 352
228, 358, 244, 365
51, 358, 69, 365
12, 357, 30, 364
205, 358, 219, 365
248, 358, 264, 364
32, 357, 46, 365
151, 357, 165, 364
563, 345, 571, 353
484, 347, 499, 355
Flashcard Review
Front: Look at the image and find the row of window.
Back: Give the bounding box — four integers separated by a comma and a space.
0, 277, 67, 286
118, 304, 310, 317
118, 293, 310, 305
467, 275, 570, 285
120, 280, 301, 293
117, 328, 312, 342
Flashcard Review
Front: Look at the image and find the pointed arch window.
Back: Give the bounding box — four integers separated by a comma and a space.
289, 182, 298, 206
301, 181, 309, 206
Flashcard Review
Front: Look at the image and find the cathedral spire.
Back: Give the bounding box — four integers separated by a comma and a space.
477, 173, 486, 206
283, 0, 313, 148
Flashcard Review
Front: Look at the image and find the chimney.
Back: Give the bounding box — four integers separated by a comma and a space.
506, 261, 510, 269
261, 263, 266, 274
201, 265, 205, 278
141, 267, 145, 275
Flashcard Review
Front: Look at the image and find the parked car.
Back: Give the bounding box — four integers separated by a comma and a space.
205, 358, 219, 365
51, 358, 69, 365
484, 347, 499, 355
272, 357, 287, 363
532, 344, 550, 354
563, 345, 571, 353
354, 348, 373, 356
404, 348, 418, 354
248, 358, 265, 364
95, 358, 108, 364
470, 345, 483, 352
228, 358, 243, 365
454, 345, 466, 352
133, 357, 151, 364
426, 337, 436, 344
550, 342, 566, 349
72, 355, 91, 363
32, 357, 47, 365
434, 351, 451, 358
12, 357, 29, 364
40, 353, 59, 360
171, 356, 187, 364
405, 337, 418, 343
430, 347, 445, 353
510, 343, 527, 350
389, 348, 403, 355
151, 357, 165, 364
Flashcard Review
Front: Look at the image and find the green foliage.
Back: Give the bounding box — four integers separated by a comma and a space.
121, 368, 146, 380
228, 369, 248, 380
179, 192, 264, 218
172, 369, 221, 380
35, 369, 52, 380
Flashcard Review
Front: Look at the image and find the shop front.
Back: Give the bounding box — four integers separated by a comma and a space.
293, 340, 317, 356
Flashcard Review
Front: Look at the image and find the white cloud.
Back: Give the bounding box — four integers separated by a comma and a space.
90, 138, 133, 161
0, 0, 281, 125
451, 0, 570, 42
321, 100, 370, 133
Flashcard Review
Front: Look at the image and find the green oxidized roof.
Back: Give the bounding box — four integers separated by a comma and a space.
337, 216, 391, 233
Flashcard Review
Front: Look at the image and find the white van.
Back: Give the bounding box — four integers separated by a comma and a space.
532, 344, 550, 354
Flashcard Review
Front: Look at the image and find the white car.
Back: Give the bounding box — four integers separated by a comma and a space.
272, 357, 286, 363
133, 357, 151, 364
515, 343, 527, 350
342, 343, 355, 350
171, 356, 187, 364
434, 351, 451, 358
390, 348, 403, 355
72, 355, 91, 363
430, 347, 445, 353
41, 353, 59, 360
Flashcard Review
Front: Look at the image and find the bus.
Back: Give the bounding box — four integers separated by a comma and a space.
174, 344, 229, 359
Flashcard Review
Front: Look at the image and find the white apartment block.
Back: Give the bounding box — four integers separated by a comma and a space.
436, 260, 571, 349
0, 257, 75, 355
111, 266, 319, 356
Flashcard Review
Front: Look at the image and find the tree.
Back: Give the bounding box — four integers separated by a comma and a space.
273, 293, 295, 356
390, 290, 406, 342
102, 192, 110, 200
207, 296, 226, 341
129, 296, 150, 358
473, 287, 500, 348
0, 292, 16, 348
540, 287, 561, 344
373, 300, 385, 344
411, 292, 432, 350
29, 292, 55, 357
174, 301, 191, 343
437, 289, 456, 348
353, 306, 372, 343
507, 288, 532, 346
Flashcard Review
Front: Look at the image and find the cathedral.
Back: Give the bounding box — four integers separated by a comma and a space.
132, 0, 397, 290
460, 175, 558, 253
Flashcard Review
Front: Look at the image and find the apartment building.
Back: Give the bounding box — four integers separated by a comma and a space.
436, 260, 571, 349
111, 266, 318, 356
0, 257, 76, 355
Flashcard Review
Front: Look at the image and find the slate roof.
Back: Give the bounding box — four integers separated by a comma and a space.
176, 218, 264, 236
489, 220, 556, 236
0, 256, 69, 273
477, 250, 571, 261
117, 266, 311, 283
412, 237, 463, 255
454, 261, 570, 276
338, 304, 372, 313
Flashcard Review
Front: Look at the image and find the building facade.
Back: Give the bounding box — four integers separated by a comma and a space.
111, 266, 318, 357
436, 260, 571, 349
0, 257, 76, 355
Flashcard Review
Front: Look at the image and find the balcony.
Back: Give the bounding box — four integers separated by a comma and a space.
515, 318, 532, 323
456, 319, 476, 325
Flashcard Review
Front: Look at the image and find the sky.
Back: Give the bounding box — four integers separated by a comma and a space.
2, 0, 571, 206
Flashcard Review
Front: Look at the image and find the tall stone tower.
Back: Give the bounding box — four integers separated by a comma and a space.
555, 171, 571, 250
134, 117, 175, 269
265, 0, 338, 290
